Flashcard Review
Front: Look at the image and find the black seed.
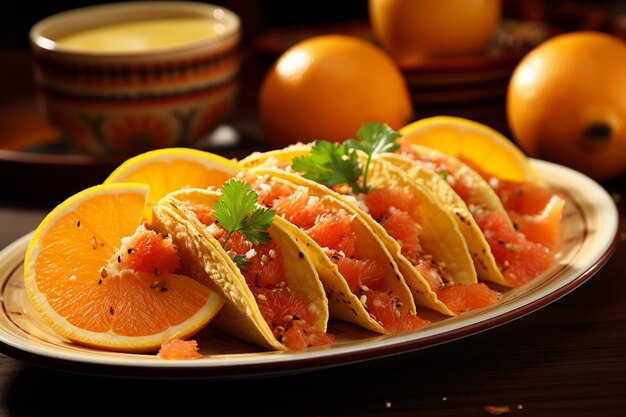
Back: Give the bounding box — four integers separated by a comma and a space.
109, 306, 114, 315
298, 251, 304, 259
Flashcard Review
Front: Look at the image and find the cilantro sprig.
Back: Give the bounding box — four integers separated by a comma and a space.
213, 179, 276, 269
291, 122, 401, 193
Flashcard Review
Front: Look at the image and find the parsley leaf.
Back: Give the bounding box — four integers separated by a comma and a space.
345, 122, 401, 192
345, 122, 401, 156
436, 169, 449, 181
213, 179, 275, 267
290, 122, 401, 193
291, 140, 363, 191
232, 254, 251, 269
239, 207, 276, 245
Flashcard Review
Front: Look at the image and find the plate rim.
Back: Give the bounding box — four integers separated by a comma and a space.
0, 159, 620, 379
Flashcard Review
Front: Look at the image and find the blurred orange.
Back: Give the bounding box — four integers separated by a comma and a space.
368, 0, 501, 67
258, 34, 413, 148
507, 31, 626, 182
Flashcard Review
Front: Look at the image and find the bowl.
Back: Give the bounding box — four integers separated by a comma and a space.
29, 1, 241, 156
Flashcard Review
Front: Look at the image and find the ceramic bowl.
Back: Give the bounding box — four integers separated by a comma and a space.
29, 1, 241, 156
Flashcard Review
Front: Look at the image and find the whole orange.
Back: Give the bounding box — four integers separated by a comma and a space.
507, 31, 626, 182
368, 0, 501, 67
258, 34, 413, 148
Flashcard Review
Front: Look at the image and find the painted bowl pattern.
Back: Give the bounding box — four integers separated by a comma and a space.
30, 1, 241, 156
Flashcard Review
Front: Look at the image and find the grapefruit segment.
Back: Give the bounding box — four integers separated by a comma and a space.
437, 283, 501, 314
510, 195, 565, 251
476, 210, 554, 287
157, 339, 202, 360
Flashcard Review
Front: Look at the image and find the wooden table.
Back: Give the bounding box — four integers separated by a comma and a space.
2, 45, 626, 416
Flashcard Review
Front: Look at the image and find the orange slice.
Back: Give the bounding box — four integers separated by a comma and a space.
104, 147, 242, 221
399, 116, 542, 184
24, 182, 224, 353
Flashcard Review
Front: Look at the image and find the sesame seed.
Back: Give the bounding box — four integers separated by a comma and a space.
99, 267, 107, 278
385, 402, 391, 408
257, 294, 267, 301
269, 249, 277, 259
360, 294, 367, 305
283, 315, 294, 322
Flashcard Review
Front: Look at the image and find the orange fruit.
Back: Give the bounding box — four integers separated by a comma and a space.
399, 115, 541, 183
23, 183, 224, 352
258, 34, 413, 148
368, 0, 501, 67
104, 147, 241, 221
507, 31, 626, 182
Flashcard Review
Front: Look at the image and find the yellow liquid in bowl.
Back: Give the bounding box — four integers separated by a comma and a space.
55, 18, 222, 52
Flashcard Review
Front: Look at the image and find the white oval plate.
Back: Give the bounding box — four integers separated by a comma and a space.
0, 159, 619, 379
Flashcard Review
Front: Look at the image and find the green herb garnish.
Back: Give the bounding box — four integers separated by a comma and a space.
291, 140, 362, 190
291, 122, 401, 193
213, 179, 275, 269
436, 169, 449, 181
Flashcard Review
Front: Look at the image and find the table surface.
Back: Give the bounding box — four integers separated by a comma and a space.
2, 28, 626, 417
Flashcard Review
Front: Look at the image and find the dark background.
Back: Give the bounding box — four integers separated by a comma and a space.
1, 0, 369, 50
3, 0, 626, 51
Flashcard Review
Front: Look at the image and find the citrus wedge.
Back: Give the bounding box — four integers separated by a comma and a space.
104, 147, 242, 221
399, 116, 542, 184
24, 182, 224, 353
